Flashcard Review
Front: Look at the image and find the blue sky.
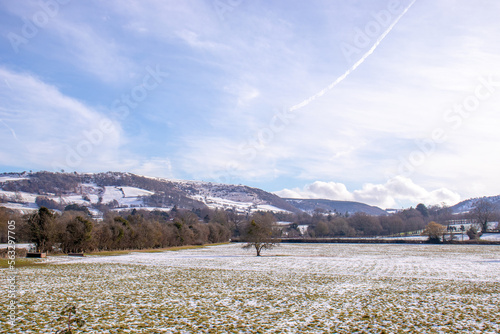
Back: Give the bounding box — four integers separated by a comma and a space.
1, 0, 500, 208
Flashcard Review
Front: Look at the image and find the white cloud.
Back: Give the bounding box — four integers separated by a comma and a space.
274, 176, 460, 209
303, 181, 354, 201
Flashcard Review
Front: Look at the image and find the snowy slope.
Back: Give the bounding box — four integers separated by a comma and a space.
191, 194, 285, 213
0, 171, 296, 215
450, 195, 500, 214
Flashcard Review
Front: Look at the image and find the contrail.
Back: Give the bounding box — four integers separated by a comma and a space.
0, 119, 19, 140
290, 0, 417, 112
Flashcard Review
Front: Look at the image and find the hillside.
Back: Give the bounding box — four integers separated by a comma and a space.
284, 198, 387, 216
0, 171, 299, 215
449, 195, 500, 214
8, 171, 493, 217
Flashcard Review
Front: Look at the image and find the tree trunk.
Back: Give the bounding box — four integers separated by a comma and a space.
255, 244, 261, 256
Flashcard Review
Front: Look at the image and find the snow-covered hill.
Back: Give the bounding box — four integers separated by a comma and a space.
450, 195, 500, 214
7, 171, 491, 217
0, 171, 297, 215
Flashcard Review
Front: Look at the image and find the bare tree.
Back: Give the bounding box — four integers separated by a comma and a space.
242, 213, 280, 256
347, 212, 382, 236
470, 199, 498, 234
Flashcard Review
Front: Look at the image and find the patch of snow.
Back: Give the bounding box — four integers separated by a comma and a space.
101, 186, 125, 203
0, 243, 34, 249
192, 195, 289, 214
0, 190, 38, 203
120, 186, 154, 198
61, 195, 91, 206
298, 225, 309, 234
0, 176, 28, 183
276, 221, 293, 226
100, 186, 151, 208
110, 206, 172, 214
481, 233, 500, 241
256, 204, 288, 213
0, 202, 38, 213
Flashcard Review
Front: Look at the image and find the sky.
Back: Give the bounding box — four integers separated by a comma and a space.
0, 0, 499, 209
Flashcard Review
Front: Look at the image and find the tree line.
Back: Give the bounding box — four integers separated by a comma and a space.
279, 201, 498, 241
278, 204, 448, 238
1, 199, 498, 253
1, 206, 239, 253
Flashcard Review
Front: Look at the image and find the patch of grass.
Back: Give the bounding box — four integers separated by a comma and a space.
136, 245, 202, 253
138, 242, 230, 253
86, 242, 230, 256
163, 244, 214, 252
0, 258, 47, 268
85, 250, 132, 256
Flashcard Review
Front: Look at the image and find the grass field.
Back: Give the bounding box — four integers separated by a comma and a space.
1, 243, 499, 333
0, 258, 47, 269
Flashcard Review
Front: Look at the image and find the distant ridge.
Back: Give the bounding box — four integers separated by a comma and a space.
284, 198, 387, 216
7, 171, 494, 217
0, 171, 299, 215
449, 194, 500, 214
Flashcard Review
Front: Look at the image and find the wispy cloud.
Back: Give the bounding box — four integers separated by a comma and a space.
0, 1, 134, 83
0, 67, 122, 168
51, 20, 135, 83
0, 66, 178, 176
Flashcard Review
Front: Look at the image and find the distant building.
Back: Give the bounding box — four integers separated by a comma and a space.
297, 225, 309, 236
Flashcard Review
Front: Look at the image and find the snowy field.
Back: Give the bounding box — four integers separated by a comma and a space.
374, 233, 500, 241
2, 243, 500, 333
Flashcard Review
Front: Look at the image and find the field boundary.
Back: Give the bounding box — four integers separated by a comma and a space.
232, 238, 500, 245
